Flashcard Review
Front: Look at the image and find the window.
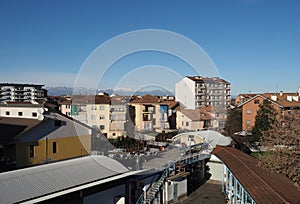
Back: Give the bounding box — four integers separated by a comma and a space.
29, 145, 34, 158
254, 99, 260, 104
52, 142, 57, 154
91, 115, 96, 120
100, 125, 105, 130
246, 109, 251, 114
99, 115, 105, 120
32, 112, 37, 117
112, 133, 116, 136
5, 111, 10, 116
100, 106, 105, 110
18, 112, 23, 116
66, 105, 70, 109
186, 122, 189, 126
91, 105, 97, 110
246, 120, 251, 125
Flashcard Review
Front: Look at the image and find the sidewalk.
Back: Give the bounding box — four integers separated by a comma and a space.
175, 180, 226, 204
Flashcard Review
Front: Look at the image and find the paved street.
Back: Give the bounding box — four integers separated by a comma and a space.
175, 180, 226, 204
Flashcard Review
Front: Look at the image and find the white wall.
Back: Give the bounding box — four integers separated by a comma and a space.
0, 106, 42, 119
166, 179, 187, 202
208, 155, 224, 181
175, 77, 195, 109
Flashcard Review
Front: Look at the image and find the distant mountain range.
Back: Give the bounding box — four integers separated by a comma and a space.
46, 87, 174, 97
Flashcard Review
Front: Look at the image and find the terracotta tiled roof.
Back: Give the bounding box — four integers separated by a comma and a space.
212, 146, 300, 204
130, 94, 160, 104
72, 95, 111, 105
238, 93, 300, 109
261, 93, 300, 108
180, 108, 213, 121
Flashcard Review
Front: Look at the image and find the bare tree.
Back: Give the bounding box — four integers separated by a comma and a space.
259, 109, 300, 187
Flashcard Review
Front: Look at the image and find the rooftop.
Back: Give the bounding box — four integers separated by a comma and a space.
0, 155, 129, 204
238, 92, 300, 108
212, 146, 300, 204
186, 76, 230, 84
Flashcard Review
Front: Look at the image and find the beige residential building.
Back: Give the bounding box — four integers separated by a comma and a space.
129, 94, 169, 132
176, 106, 219, 131
70, 94, 128, 139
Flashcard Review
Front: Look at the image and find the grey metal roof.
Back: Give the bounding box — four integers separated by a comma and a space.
173, 130, 232, 149
0, 156, 129, 204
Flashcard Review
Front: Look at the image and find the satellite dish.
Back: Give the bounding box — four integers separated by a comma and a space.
38, 108, 44, 114
38, 114, 44, 121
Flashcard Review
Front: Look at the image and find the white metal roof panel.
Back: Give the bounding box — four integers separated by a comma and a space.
0, 156, 129, 204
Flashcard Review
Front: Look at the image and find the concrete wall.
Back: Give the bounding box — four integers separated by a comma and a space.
175, 77, 195, 109
0, 106, 42, 119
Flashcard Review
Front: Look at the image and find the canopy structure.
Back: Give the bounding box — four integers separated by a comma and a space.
172, 130, 232, 149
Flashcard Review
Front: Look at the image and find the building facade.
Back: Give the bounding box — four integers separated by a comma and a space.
175, 76, 231, 109
0, 107, 92, 170
129, 94, 169, 132
0, 83, 47, 102
238, 90, 300, 131
70, 94, 128, 139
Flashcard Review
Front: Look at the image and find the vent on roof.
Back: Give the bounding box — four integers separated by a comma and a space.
292, 96, 299, 102
271, 95, 277, 101
287, 95, 292, 102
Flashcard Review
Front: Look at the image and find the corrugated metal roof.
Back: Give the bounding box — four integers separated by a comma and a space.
0, 156, 129, 204
213, 146, 300, 204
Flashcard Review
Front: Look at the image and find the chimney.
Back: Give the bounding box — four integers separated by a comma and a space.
298, 87, 300, 96
280, 91, 283, 96
287, 95, 292, 102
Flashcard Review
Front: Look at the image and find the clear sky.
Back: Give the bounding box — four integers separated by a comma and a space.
0, 0, 299, 95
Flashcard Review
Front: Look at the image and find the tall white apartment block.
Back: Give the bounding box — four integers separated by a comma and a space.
0, 83, 46, 102
175, 76, 231, 109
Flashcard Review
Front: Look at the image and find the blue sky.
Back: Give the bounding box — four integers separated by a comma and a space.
0, 0, 299, 95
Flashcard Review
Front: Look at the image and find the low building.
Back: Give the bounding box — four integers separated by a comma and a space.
0, 155, 164, 204
0, 101, 44, 119
0, 107, 92, 170
212, 146, 300, 204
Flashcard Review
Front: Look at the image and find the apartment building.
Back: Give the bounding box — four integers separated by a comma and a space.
175, 76, 231, 109
238, 88, 300, 131
129, 94, 169, 132
70, 94, 129, 139
0, 83, 47, 102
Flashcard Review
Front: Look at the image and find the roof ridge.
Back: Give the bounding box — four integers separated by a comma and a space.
224, 147, 288, 202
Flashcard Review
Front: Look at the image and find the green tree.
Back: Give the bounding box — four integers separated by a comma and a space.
259, 110, 300, 187
252, 99, 276, 140
223, 108, 242, 136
